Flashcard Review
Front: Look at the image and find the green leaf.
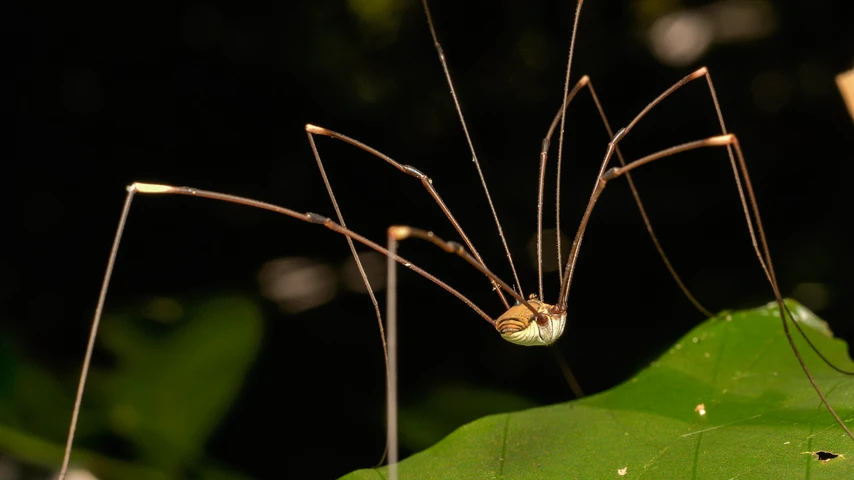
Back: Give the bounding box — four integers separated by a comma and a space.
343, 300, 854, 479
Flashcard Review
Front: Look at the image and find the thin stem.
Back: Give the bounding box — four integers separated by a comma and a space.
551, 347, 585, 399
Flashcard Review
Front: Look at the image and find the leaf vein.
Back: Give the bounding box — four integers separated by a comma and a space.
498, 413, 510, 479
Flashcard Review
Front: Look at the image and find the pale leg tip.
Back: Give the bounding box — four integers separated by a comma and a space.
129, 182, 174, 194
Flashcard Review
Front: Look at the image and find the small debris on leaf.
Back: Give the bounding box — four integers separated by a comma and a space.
803, 451, 843, 463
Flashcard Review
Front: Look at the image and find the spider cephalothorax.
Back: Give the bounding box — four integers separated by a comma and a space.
495, 297, 566, 346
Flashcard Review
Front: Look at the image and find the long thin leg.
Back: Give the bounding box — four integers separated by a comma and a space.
558, 135, 734, 306
420, 0, 524, 300
385, 232, 399, 480
782, 303, 854, 375
555, 68, 710, 296
540, 0, 585, 301
537, 78, 588, 301
724, 140, 854, 437
388, 226, 544, 320
58, 182, 510, 480
304, 130, 391, 468
305, 125, 510, 311
539, 76, 713, 318
305, 130, 391, 467
554, 67, 854, 376
556, 132, 854, 441
59, 192, 135, 480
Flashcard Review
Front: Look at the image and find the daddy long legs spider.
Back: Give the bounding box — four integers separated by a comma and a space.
4, 0, 854, 479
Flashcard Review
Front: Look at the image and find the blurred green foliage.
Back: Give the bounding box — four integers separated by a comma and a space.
0, 296, 262, 479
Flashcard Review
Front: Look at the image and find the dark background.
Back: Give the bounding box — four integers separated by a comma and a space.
5, 0, 854, 478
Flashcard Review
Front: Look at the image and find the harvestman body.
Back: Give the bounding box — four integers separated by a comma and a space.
57, 0, 854, 478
